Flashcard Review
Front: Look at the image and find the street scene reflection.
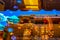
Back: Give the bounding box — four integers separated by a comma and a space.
1, 16, 60, 40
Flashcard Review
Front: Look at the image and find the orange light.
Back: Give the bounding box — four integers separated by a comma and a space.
10, 32, 13, 35
29, 30, 31, 33
26, 6, 38, 9
24, 0, 39, 10
24, 0, 38, 5
50, 36, 53, 37
18, 27, 21, 29
34, 27, 37, 30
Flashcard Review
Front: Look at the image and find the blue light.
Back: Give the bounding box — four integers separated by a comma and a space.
7, 15, 20, 24
11, 35, 16, 40
0, 21, 8, 26
0, 9, 60, 16
9, 15, 19, 19
17, 0, 22, 3
13, 5, 18, 9
39, 9, 45, 14
3, 10, 14, 16
8, 28, 13, 32
0, 24, 5, 31
0, 13, 7, 22
52, 9, 57, 14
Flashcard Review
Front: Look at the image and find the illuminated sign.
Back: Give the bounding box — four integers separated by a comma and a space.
24, 0, 38, 5
23, 0, 40, 10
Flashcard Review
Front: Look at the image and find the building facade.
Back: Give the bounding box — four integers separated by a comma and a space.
3, 0, 16, 10
43, 0, 60, 10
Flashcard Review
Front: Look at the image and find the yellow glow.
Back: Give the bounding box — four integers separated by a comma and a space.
24, 0, 30, 5
24, 0, 38, 5
10, 32, 13, 35
8, 21, 13, 24
29, 0, 33, 5
24, 0, 40, 10
18, 27, 21, 29
41, 27, 44, 34
32, 0, 38, 5
23, 29, 31, 36
26, 6, 38, 9
45, 35, 49, 39
41, 35, 45, 40
59, 26, 60, 28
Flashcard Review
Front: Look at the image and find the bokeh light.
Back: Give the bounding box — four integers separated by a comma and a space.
8, 28, 13, 32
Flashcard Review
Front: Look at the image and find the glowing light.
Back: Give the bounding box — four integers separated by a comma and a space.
11, 35, 16, 40
7, 15, 20, 24
24, 0, 38, 5
23, 29, 31, 35
17, 1, 21, 3
17, 0, 22, 3
0, 9, 60, 16
10, 11, 13, 14
13, 5, 18, 9
0, 24, 5, 31
24, 0, 39, 10
10, 32, 13, 35
18, 27, 21, 29
58, 26, 60, 28
43, 19, 48, 24
26, 6, 38, 8
8, 28, 13, 32
0, 13, 7, 22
